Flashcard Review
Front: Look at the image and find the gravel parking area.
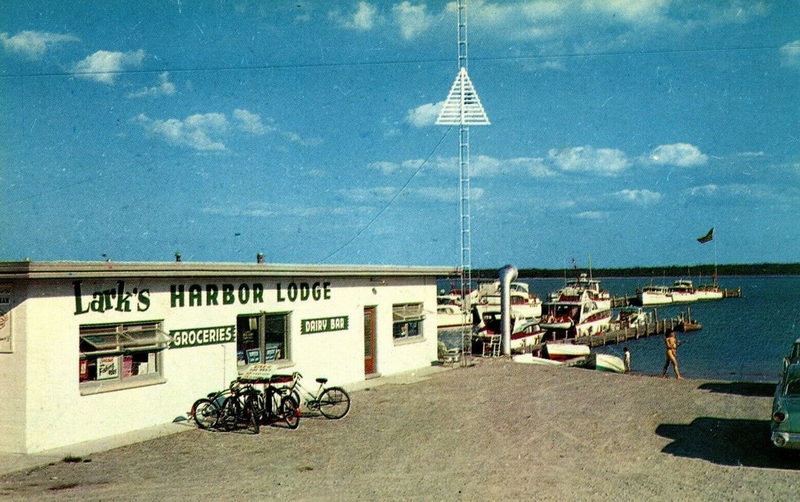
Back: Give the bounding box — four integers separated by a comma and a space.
1, 359, 798, 501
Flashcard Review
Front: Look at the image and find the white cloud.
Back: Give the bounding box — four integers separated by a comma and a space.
333, 1, 378, 31
370, 154, 557, 178
73, 49, 145, 84
0, 30, 79, 59
780, 40, 800, 69
737, 151, 764, 158
685, 184, 719, 196
406, 101, 442, 127
368, 161, 402, 175
127, 72, 176, 98
134, 112, 228, 151
338, 185, 482, 204
338, 187, 397, 202
233, 108, 273, 135
393, 1, 436, 40
548, 146, 631, 176
203, 203, 323, 218
582, 0, 671, 25
612, 188, 662, 205
135, 109, 285, 151
575, 211, 609, 220
648, 143, 708, 167
280, 130, 322, 146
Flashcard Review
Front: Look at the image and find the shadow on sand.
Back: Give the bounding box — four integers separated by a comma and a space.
697, 382, 777, 397
656, 417, 799, 469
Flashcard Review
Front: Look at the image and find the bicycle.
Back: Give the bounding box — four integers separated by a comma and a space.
218, 380, 261, 434
285, 372, 351, 419
190, 376, 301, 432
190, 383, 234, 430
242, 374, 300, 430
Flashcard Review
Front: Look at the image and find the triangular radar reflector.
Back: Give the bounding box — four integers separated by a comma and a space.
436, 67, 490, 126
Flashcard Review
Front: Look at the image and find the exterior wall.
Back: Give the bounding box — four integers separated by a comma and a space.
3, 271, 441, 453
0, 283, 26, 453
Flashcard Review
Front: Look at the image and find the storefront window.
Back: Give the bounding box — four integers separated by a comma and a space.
79, 321, 169, 391
392, 303, 424, 341
237, 313, 289, 366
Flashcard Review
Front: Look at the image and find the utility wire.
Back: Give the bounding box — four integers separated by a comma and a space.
0, 44, 782, 80
319, 126, 452, 264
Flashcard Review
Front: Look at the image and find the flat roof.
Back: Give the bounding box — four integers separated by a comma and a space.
0, 261, 459, 280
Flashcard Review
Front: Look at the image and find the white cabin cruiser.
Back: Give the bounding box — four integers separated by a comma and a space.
471, 280, 542, 322
549, 272, 611, 311
637, 285, 673, 306
669, 279, 697, 303
540, 289, 611, 338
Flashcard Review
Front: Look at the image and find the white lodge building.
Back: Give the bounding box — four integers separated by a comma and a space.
0, 261, 456, 454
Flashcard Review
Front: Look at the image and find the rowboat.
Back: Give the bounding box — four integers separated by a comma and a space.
541, 343, 591, 361
586, 353, 626, 373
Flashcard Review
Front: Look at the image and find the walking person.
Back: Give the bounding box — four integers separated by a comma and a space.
662, 331, 683, 379
623, 347, 631, 373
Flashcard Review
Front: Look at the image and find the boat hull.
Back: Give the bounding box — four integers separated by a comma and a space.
588, 353, 626, 373
542, 343, 591, 361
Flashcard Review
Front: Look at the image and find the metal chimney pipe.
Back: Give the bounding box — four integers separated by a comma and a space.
499, 264, 518, 356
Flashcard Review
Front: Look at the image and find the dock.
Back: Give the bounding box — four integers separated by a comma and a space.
523, 310, 699, 355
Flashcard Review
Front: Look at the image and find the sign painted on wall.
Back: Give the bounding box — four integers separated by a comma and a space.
302, 316, 349, 335
73, 279, 334, 316
0, 284, 12, 353
73, 280, 151, 315
169, 325, 236, 349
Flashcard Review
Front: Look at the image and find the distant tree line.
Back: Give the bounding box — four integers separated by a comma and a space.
471, 263, 800, 278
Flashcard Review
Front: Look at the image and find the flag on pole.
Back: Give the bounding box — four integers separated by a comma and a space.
697, 227, 714, 244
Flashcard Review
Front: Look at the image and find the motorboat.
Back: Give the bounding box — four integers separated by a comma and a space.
474, 313, 545, 351
549, 272, 611, 311
471, 280, 542, 323
637, 285, 673, 306
613, 307, 651, 329
436, 303, 471, 329
540, 290, 612, 338
694, 283, 724, 301
669, 279, 697, 303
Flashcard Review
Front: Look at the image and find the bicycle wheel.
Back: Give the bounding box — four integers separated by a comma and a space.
191, 398, 219, 430
318, 387, 350, 419
279, 395, 300, 429
218, 397, 240, 431
246, 398, 260, 435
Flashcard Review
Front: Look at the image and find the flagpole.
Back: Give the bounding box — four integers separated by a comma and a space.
713, 231, 718, 286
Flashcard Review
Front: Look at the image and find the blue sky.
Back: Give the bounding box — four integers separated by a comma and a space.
2, 0, 798, 269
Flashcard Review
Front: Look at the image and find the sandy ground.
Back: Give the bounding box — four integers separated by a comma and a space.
1, 359, 798, 501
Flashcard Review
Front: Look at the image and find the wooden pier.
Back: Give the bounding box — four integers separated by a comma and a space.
722, 288, 742, 298
523, 310, 699, 355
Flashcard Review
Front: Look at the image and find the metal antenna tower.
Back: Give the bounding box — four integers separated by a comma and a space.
437, 0, 489, 357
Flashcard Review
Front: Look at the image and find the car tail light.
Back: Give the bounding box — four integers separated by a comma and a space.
773, 411, 787, 423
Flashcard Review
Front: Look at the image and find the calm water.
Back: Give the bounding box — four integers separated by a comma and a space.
439, 276, 800, 382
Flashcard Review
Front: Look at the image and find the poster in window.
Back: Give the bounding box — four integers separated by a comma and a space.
122, 355, 133, 377
79, 359, 89, 381
97, 356, 119, 380
245, 348, 261, 364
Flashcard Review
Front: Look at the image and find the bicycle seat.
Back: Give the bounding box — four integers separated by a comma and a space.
315, 377, 328, 384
